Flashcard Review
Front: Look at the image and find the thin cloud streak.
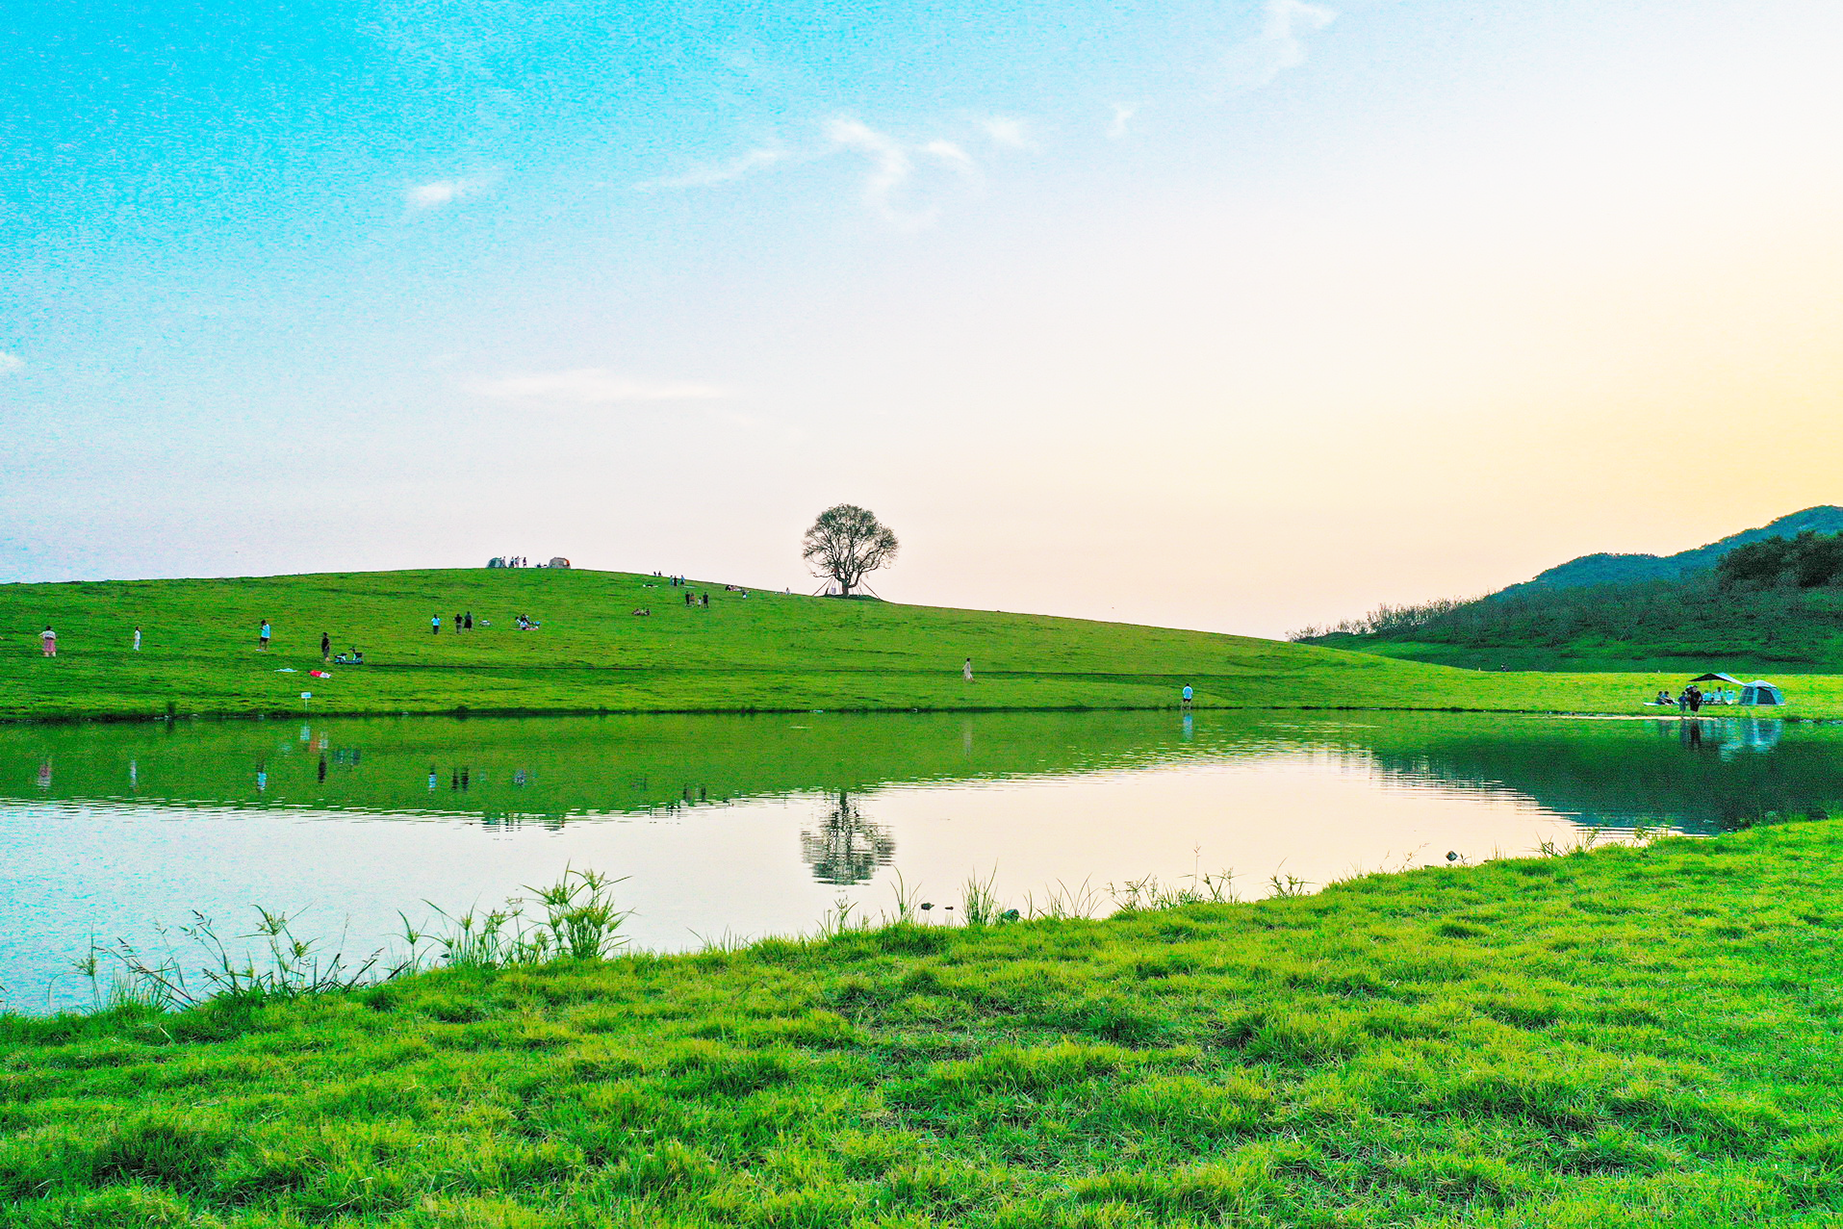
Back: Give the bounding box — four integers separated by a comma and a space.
639, 116, 999, 228
639, 145, 790, 190
0, 352, 23, 374
471, 369, 728, 404
403, 173, 498, 211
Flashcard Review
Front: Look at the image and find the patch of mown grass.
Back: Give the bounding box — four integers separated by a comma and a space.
7, 566, 1838, 721
6, 820, 1843, 1225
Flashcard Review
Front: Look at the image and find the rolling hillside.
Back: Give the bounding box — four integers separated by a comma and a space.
0, 566, 1806, 720
1299, 510, 1843, 672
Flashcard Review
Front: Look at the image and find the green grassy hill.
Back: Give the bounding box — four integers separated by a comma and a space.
1304, 578, 1843, 674
1499, 505, 1843, 596
5, 818, 1841, 1226
1298, 513, 1843, 673
7, 566, 1843, 720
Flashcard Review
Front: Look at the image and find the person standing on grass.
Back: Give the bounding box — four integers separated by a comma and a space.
259, 620, 271, 650
40, 626, 56, 657
431, 614, 441, 635
321, 631, 331, 663
133, 626, 141, 652
964, 657, 973, 682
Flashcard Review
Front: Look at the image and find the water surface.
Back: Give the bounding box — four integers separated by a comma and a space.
1, 710, 1831, 1013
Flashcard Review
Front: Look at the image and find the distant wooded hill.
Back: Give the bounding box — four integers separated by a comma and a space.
1296, 507, 1843, 672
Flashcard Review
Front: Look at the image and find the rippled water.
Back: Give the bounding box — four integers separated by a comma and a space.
1, 709, 1831, 1013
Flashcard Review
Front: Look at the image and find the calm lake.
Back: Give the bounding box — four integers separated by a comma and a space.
1, 709, 1833, 1014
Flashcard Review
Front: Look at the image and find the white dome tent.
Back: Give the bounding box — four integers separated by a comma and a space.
1738, 680, 1785, 706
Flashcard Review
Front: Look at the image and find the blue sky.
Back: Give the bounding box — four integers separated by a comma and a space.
6, 0, 1843, 634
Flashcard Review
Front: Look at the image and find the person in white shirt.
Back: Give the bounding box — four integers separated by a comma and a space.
133, 626, 142, 651
40, 627, 56, 657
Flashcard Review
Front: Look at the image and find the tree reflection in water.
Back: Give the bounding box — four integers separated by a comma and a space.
800, 790, 896, 885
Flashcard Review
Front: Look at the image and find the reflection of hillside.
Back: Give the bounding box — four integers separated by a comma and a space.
0, 712, 1228, 820
1356, 717, 1838, 832
3, 711, 1841, 838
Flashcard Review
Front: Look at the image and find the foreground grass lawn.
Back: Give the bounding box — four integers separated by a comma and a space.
4, 820, 1841, 1226
7, 567, 1842, 719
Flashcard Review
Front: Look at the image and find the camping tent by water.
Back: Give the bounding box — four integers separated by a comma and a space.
1689, 673, 1743, 685
1739, 680, 1785, 706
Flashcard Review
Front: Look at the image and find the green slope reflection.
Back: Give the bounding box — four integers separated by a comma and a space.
4, 711, 1839, 851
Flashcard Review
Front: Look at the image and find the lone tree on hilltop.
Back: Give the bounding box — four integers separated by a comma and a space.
802, 504, 899, 597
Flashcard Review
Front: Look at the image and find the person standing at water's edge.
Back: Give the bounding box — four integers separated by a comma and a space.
1182, 684, 1193, 709
963, 657, 973, 682
39, 626, 56, 657
259, 620, 271, 650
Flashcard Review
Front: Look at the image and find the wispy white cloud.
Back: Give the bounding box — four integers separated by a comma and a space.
640, 116, 1005, 228
638, 145, 790, 190
827, 118, 981, 229
403, 172, 497, 212
978, 115, 1033, 149
1106, 102, 1141, 140
471, 369, 727, 404
825, 118, 914, 223
1221, 0, 1337, 93
921, 139, 976, 171
0, 352, 22, 374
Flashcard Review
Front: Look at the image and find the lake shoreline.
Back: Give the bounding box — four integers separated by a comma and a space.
5, 816, 1838, 1224
0, 698, 1831, 727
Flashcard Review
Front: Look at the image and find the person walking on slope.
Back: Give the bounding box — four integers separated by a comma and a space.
40, 626, 56, 657
321, 631, 331, 663
259, 620, 272, 651
431, 614, 441, 635
963, 657, 974, 682
133, 626, 141, 652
